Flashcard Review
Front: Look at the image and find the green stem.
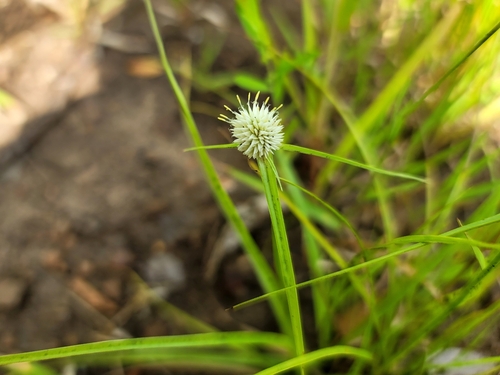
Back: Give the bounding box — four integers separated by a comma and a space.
257, 158, 305, 361
143, 0, 290, 335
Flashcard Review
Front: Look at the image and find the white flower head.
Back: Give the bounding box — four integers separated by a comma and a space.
218, 92, 284, 160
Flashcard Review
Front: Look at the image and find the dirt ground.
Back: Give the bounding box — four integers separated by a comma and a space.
0, 0, 285, 356
4, 3, 500, 375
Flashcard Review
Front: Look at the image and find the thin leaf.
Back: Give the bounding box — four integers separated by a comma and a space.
257, 158, 305, 360
282, 144, 425, 182
233, 73, 269, 92
184, 144, 238, 152
0, 332, 291, 366
254, 346, 372, 375
232, 213, 500, 311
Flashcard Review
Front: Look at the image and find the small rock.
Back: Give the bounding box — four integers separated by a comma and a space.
0, 278, 27, 311
41, 249, 68, 272
143, 252, 185, 299
429, 347, 495, 375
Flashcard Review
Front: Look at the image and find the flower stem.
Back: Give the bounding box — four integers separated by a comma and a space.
143, 0, 290, 335
257, 158, 305, 362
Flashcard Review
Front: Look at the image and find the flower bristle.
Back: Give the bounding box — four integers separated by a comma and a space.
219, 92, 284, 160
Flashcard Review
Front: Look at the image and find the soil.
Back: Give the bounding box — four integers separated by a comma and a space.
0, 0, 280, 360
4, 2, 500, 374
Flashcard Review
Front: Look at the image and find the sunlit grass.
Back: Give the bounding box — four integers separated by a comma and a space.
2, 0, 500, 374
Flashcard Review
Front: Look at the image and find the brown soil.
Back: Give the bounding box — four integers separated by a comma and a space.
0, 0, 275, 360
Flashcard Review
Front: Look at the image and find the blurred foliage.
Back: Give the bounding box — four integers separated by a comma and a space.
2, 0, 500, 374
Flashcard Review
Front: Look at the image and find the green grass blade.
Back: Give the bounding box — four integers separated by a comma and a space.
388, 250, 500, 367
184, 144, 238, 152
336, 3, 463, 157
143, 0, 289, 334
269, 7, 300, 53
404, 18, 500, 119
428, 299, 500, 356
130, 273, 218, 334
232, 214, 500, 311
235, 0, 274, 62
280, 68, 398, 239
0, 332, 292, 366
282, 144, 425, 182
254, 346, 373, 375
301, 0, 317, 53
461, 227, 487, 270
276, 153, 332, 347
78, 349, 285, 371
257, 158, 305, 360
227, 166, 375, 316
384, 234, 500, 250
233, 72, 269, 92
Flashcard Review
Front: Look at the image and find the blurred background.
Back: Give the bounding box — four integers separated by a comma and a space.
0, 0, 262, 353
1, 0, 500, 372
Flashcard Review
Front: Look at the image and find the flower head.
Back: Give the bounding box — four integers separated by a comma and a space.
218, 92, 284, 160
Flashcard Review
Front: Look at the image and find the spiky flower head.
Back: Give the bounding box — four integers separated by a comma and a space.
218, 92, 284, 160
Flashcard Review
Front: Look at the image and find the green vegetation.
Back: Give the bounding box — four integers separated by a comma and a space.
2, 0, 500, 373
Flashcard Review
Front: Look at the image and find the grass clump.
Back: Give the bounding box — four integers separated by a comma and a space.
2, 0, 500, 374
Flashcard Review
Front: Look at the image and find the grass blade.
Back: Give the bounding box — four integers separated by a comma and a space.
257, 158, 305, 361
282, 144, 425, 182
0, 332, 291, 366
254, 346, 372, 375
232, 213, 500, 310
143, 0, 290, 334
